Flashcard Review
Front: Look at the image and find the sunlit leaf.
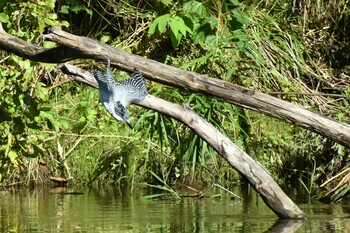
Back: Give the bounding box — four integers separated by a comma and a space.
169, 20, 179, 38
0, 13, 9, 23
85, 8, 93, 16
43, 41, 57, 49
61, 20, 70, 28
101, 35, 111, 43
79, 116, 86, 122
141, 194, 165, 199
87, 110, 97, 122
43, 18, 56, 26
158, 0, 172, 6
59, 119, 69, 129
158, 14, 170, 33
60, 5, 70, 14
149, 14, 170, 36
181, 51, 214, 69
232, 8, 250, 25
8, 151, 17, 162
184, 1, 207, 17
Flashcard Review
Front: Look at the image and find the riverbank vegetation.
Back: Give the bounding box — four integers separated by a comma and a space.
0, 0, 349, 202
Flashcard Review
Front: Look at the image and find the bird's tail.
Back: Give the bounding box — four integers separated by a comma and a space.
92, 55, 117, 89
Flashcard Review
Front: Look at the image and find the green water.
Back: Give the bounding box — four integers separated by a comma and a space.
0, 186, 349, 232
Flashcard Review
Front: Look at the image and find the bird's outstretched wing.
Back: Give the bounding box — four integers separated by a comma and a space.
112, 68, 148, 105
92, 69, 113, 96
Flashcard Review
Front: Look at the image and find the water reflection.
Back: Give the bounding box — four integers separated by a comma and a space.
0, 186, 349, 232
266, 220, 304, 233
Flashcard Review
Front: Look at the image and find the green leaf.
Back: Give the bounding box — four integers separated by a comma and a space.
22, 59, 31, 69
34, 83, 48, 101
60, 5, 70, 14
79, 116, 86, 122
205, 16, 219, 29
158, 0, 172, 6
8, 151, 17, 163
173, 16, 192, 36
79, 100, 88, 107
149, 171, 169, 186
169, 17, 180, 37
184, 1, 207, 18
146, 184, 173, 192
101, 35, 111, 43
61, 21, 70, 28
40, 110, 54, 120
71, 4, 84, 13
148, 19, 158, 35
230, 0, 244, 6
43, 41, 57, 49
232, 7, 250, 25
158, 14, 170, 33
85, 8, 93, 16
141, 194, 165, 199
43, 18, 56, 26
0, 13, 9, 23
169, 25, 183, 47
148, 14, 170, 36
87, 110, 97, 122
59, 119, 69, 129
181, 50, 214, 69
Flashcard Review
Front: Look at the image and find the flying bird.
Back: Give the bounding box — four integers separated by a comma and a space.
92, 56, 148, 128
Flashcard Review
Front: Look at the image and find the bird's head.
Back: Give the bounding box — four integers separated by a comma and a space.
113, 101, 133, 129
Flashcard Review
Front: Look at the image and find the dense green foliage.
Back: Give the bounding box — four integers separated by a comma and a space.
0, 0, 69, 182
0, 0, 349, 200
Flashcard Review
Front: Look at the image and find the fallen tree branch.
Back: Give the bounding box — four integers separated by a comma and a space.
0, 25, 307, 218
0, 25, 349, 148
58, 63, 306, 219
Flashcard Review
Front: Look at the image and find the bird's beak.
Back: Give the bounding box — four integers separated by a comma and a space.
126, 120, 133, 129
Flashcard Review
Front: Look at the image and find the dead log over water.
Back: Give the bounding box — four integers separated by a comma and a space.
58, 63, 306, 219
4, 24, 347, 219
1, 25, 349, 148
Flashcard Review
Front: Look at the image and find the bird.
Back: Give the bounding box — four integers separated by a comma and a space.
92, 55, 148, 128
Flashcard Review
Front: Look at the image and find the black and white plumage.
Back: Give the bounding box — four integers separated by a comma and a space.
92, 55, 148, 128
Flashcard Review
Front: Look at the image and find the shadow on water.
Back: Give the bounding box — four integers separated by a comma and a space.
0, 185, 349, 232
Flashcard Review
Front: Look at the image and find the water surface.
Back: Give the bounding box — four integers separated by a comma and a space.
0, 186, 349, 232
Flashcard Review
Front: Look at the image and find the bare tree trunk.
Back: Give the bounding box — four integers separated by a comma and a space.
0, 24, 349, 148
